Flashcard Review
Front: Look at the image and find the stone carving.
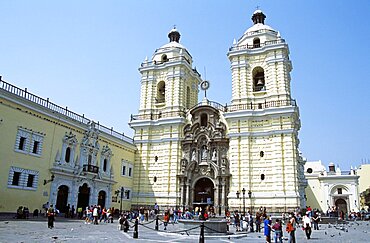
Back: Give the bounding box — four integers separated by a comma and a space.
212, 149, 217, 161
191, 150, 197, 162
201, 146, 208, 160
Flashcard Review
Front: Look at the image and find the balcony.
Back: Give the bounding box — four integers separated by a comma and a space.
83, 164, 99, 174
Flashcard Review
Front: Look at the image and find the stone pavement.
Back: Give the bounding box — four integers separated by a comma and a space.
0, 217, 369, 242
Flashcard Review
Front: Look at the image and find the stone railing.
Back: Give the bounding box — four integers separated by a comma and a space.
0, 79, 133, 143
229, 39, 286, 52
82, 164, 99, 174
140, 56, 191, 67
131, 110, 186, 121
131, 99, 296, 121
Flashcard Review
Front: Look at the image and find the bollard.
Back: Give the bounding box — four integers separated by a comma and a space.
133, 218, 139, 239
155, 215, 159, 231
199, 222, 205, 243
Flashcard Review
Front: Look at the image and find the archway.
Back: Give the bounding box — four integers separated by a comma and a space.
56, 185, 69, 213
77, 183, 90, 209
335, 198, 348, 215
98, 190, 106, 208
193, 178, 214, 212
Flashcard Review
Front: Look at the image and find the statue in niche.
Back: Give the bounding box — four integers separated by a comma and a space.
191, 150, 197, 162
212, 149, 217, 161
201, 146, 208, 160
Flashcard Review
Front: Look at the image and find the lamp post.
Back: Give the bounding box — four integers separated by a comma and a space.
43, 174, 55, 185
248, 190, 252, 214
242, 188, 246, 214
236, 190, 240, 212
115, 187, 124, 214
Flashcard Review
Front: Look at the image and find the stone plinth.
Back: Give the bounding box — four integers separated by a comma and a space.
178, 219, 228, 234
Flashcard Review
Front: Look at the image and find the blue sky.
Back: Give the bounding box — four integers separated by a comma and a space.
1, 1, 369, 169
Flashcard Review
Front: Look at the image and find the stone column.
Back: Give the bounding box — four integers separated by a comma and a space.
221, 181, 226, 215
214, 183, 219, 215
186, 183, 191, 209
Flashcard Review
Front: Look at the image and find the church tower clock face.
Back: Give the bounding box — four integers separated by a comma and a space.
200, 80, 210, 90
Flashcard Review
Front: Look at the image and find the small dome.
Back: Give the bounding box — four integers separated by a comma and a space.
168, 27, 181, 43
244, 10, 276, 34
253, 9, 263, 15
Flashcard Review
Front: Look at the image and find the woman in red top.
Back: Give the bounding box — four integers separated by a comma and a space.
163, 212, 169, 230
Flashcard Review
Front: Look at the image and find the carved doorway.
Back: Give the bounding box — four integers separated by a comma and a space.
56, 185, 69, 213
193, 178, 214, 210
335, 198, 348, 215
77, 183, 90, 209
98, 190, 106, 208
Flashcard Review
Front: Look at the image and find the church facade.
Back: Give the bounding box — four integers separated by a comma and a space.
0, 10, 306, 214
129, 10, 306, 214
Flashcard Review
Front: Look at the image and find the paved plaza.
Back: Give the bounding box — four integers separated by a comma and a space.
0, 217, 369, 242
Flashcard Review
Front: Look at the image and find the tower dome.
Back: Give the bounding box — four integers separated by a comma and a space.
168, 27, 181, 43
252, 9, 266, 24
244, 9, 275, 33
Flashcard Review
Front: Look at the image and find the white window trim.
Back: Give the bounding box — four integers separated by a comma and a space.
14, 127, 44, 157
121, 160, 133, 177
7, 166, 39, 191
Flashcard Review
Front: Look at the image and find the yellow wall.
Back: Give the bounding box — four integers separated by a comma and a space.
0, 92, 136, 213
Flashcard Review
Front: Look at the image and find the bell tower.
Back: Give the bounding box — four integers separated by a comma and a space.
225, 10, 306, 212
130, 28, 202, 209
228, 9, 292, 106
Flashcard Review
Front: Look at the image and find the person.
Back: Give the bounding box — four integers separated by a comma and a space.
154, 203, 159, 215
255, 212, 261, 232
163, 212, 169, 230
47, 204, 55, 229
234, 211, 241, 232
287, 214, 297, 243
272, 218, 283, 243
65, 204, 70, 218
263, 215, 272, 243
43, 202, 49, 217
93, 206, 99, 225
312, 213, 320, 230
70, 205, 75, 218
303, 213, 312, 239
248, 212, 254, 232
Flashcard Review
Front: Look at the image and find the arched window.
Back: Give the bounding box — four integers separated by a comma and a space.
65, 147, 71, 163
253, 38, 261, 48
201, 113, 208, 127
253, 67, 265, 92
88, 154, 92, 165
103, 159, 107, 172
186, 86, 191, 108
161, 54, 168, 63
157, 81, 166, 103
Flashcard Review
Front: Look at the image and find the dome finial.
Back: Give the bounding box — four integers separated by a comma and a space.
168, 25, 181, 43
252, 8, 266, 25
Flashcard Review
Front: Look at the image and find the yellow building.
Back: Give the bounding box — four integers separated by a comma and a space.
357, 164, 370, 210
0, 78, 136, 214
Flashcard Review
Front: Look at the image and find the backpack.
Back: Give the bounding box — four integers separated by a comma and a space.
286, 222, 294, 232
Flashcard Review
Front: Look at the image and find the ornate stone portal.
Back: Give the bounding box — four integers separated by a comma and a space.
178, 104, 230, 215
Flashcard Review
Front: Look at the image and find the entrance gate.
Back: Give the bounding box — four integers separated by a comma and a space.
77, 183, 90, 209
56, 185, 69, 213
193, 178, 214, 211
